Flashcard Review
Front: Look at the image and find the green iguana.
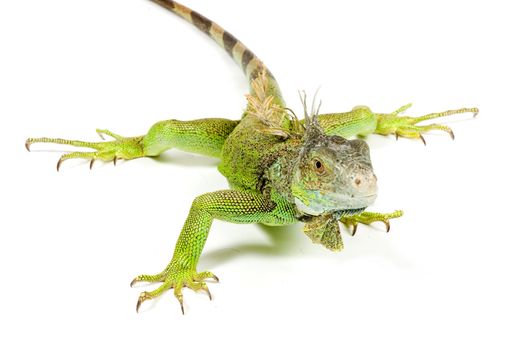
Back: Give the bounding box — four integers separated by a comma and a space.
26, 0, 478, 314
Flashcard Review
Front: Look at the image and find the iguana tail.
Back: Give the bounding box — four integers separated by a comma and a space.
151, 0, 284, 105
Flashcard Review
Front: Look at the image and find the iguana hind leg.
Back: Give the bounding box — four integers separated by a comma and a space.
26, 118, 239, 170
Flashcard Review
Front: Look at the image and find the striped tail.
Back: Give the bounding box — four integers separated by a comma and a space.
152, 0, 284, 105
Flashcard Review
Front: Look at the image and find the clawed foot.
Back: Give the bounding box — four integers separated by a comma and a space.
340, 210, 404, 235
376, 104, 478, 144
131, 268, 219, 314
25, 129, 145, 171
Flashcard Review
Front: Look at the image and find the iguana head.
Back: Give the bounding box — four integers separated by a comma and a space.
291, 115, 377, 217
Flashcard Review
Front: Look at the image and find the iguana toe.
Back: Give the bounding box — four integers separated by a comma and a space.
26, 132, 144, 171
341, 210, 404, 236
377, 104, 478, 143
132, 268, 218, 314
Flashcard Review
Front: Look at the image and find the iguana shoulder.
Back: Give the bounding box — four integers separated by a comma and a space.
219, 72, 302, 192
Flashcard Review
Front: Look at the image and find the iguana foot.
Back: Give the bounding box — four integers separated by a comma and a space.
131, 267, 219, 314
376, 104, 478, 144
340, 210, 404, 236
26, 129, 145, 171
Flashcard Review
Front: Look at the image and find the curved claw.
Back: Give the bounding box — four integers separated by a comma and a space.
136, 292, 150, 313
206, 273, 220, 283
201, 283, 212, 301
130, 272, 167, 287
343, 210, 403, 236
419, 134, 427, 146
174, 291, 185, 315
56, 158, 63, 172
26, 134, 144, 171
133, 270, 217, 313
379, 106, 477, 143
194, 271, 220, 283
351, 223, 358, 236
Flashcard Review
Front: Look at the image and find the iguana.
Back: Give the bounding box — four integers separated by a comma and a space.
25, 0, 478, 314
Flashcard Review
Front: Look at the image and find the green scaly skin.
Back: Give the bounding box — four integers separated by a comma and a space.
26, 0, 478, 314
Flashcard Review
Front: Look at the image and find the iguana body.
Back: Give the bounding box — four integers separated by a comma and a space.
26, 0, 478, 313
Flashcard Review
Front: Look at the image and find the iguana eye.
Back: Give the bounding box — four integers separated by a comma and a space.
313, 158, 325, 174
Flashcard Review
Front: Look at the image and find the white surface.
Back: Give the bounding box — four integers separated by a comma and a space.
1, 0, 525, 349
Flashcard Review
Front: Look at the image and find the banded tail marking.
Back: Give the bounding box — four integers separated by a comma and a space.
151, 0, 276, 86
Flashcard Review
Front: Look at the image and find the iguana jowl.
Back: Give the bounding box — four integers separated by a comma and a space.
26, 0, 478, 313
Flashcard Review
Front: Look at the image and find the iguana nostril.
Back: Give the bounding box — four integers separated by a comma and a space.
355, 178, 362, 186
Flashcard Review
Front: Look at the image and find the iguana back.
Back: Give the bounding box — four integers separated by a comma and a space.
152, 0, 293, 191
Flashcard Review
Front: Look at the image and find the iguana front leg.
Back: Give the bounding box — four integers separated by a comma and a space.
26, 118, 239, 170
317, 104, 478, 143
340, 210, 404, 236
318, 104, 476, 235
131, 189, 296, 314
25, 134, 145, 171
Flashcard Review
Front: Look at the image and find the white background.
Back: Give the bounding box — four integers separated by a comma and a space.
1, 0, 525, 349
